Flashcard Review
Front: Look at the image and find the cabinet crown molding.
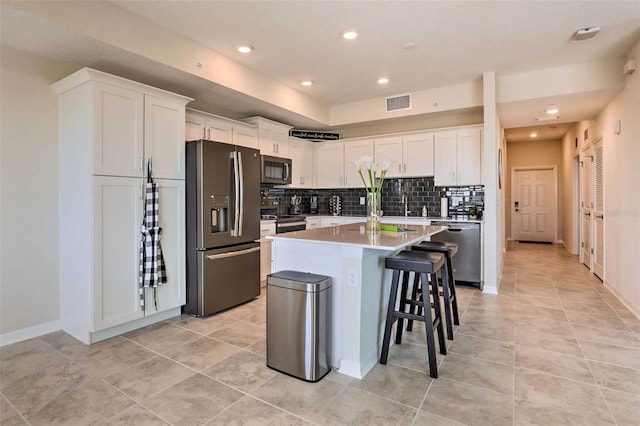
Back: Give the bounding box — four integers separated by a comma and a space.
51, 67, 193, 105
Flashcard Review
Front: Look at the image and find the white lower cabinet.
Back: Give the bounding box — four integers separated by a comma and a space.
143, 179, 186, 315
92, 177, 144, 330
305, 217, 322, 229
260, 221, 276, 282
90, 177, 185, 337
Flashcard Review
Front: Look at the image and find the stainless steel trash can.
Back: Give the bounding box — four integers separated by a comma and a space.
266, 270, 332, 382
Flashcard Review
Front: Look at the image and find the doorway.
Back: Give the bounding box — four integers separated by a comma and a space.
511, 167, 557, 243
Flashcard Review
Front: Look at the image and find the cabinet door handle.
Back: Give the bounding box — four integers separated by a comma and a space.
207, 128, 211, 140
404, 163, 407, 173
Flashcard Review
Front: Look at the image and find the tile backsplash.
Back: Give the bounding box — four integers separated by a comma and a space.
263, 177, 484, 218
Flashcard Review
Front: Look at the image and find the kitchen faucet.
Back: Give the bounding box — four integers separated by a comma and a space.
401, 193, 411, 217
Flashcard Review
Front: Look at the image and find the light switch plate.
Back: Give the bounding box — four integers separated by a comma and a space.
360, 197, 365, 205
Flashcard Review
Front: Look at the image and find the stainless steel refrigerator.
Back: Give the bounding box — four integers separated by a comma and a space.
185, 140, 261, 316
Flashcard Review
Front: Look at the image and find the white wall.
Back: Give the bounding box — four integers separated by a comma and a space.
0, 47, 74, 342
482, 72, 502, 294
595, 40, 640, 317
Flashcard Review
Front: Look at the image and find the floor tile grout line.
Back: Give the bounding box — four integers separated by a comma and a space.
0, 392, 32, 426
551, 253, 619, 425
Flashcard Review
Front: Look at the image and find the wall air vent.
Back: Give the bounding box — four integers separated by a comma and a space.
386, 94, 411, 112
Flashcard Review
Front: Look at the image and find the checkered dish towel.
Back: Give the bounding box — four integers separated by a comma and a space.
138, 160, 167, 311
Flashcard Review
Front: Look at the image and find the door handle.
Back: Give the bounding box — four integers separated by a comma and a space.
585, 212, 591, 217
237, 151, 244, 236
206, 246, 260, 260
596, 214, 604, 219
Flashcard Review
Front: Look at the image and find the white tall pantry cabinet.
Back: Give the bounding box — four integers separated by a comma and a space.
53, 68, 192, 344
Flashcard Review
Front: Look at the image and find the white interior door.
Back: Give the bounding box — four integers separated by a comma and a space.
592, 138, 604, 279
580, 145, 592, 267
511, 168, 557, 243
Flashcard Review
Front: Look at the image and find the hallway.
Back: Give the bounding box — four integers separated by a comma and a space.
1, 242, 639, 425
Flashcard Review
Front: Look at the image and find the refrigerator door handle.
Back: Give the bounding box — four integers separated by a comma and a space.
238, 150, 244, 236
231, 151, 240, 237
206, 246, 260, 260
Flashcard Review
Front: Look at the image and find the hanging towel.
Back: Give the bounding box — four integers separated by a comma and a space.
138, 160, 167, 311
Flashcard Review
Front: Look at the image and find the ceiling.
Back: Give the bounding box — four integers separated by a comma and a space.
2, 1, 639, 141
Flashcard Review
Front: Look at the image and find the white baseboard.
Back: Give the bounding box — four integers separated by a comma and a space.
0, 320, 61, 347
604, 281, 640, 320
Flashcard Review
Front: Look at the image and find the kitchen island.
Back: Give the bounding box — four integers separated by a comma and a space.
268, 222, 445, 379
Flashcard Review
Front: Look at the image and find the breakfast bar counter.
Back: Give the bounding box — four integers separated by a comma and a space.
268, 223, 445, 379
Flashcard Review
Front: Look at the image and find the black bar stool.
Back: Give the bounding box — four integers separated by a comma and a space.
380, 250, 447, 378
410, 241, 460, 340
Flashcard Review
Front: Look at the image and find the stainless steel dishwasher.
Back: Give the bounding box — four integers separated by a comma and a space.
430, 221, 482, 289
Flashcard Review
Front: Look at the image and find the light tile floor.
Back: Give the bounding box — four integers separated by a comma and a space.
2, 242, 639, 425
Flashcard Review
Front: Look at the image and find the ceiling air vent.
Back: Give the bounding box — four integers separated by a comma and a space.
386, 94, 411, 112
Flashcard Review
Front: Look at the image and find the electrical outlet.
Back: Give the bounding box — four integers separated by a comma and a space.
360, 197, 365, 205
347, 270, 359, 288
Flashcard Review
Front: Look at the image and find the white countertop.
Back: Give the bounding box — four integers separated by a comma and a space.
303, 215, 483, 224
268, 222, 446, 250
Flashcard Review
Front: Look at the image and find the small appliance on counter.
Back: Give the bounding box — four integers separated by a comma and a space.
289, 195, 301, 215
329, 195, 342, 216
310, 195, 318, 214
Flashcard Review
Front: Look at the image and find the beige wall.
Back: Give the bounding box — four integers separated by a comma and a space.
505, 139, 563, 242
0, 47, 74, 339
594, 39, 640, 317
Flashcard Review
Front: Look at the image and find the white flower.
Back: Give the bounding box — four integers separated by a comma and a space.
353, 156, 392, 193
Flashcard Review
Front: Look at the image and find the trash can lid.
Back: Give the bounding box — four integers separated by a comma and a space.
267, 270, 332, 292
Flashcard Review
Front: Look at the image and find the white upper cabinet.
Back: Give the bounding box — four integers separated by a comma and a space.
242, 116, 292, 158
315, 142, 344, 188
86, 80, 188, 180
185, 109, 259, 150
204, 117, 232, 144
289, 137, 315, 188
373, 135, 403, 178
232, 124, 259, 150
434, 127, 482, 186
403, 132, 435, 177
144, 94, 187, 179
373, 132, 434, 178
344, 139, 374, 187
92, 82, 145, 178
315, 139, 374, 188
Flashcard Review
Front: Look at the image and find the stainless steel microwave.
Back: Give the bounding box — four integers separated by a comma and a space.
261, 155, 292, 185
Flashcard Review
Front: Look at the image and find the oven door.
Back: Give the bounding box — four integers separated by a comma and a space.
276, 221, 307, 233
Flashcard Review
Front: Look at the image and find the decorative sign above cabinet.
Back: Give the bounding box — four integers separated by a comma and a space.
290, 130, 340, 141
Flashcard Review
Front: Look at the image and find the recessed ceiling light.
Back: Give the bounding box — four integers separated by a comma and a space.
377, 77, 389, 84
402, 42, 417, 50
341, 30, 358, 40
546, 108, 559, 114
530, 132, 538, 138
573, 26, 600, 41
237, 44, 253, 54
301, 80, 313, 87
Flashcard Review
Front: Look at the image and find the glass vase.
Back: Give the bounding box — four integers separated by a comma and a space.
366, 192, 381, 232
